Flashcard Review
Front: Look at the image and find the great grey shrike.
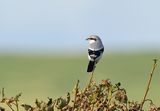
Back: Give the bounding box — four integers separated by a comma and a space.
86, 35, 104, 72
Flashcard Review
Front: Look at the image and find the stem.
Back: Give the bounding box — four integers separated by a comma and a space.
15, 101, 19, 111
140, 59, 158, 110
73, 80, 79, 110
122, 103, 129, 111
2, 88, 5, 99
91, 104, 94, 111
7, 104, 14, 111
84, 70, 95, 92
88, 71, 94, 88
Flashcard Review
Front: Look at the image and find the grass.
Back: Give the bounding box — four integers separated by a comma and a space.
0, 53, 160, 107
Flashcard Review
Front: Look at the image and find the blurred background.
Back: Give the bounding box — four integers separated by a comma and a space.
0, 0, 160, 105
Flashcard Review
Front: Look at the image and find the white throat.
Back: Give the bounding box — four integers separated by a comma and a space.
88, 40, 96, 44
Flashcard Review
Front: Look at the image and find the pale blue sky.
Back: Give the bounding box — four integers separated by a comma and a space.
0, 0, 160, 54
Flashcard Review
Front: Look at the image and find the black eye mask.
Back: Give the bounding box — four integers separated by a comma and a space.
89, 38, 97, 41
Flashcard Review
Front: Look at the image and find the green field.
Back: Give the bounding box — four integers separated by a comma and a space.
0, 53, 160, 105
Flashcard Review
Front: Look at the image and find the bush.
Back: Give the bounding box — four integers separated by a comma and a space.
0, 59, 159, 111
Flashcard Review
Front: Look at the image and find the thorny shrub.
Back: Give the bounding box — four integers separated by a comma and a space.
0, 59, 159, 111
0, 79, 159, 111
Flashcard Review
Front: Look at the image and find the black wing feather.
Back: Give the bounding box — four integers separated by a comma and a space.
88, 48, 104, 60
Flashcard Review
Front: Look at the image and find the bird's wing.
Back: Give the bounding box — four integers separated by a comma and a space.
88, 48, 104, 61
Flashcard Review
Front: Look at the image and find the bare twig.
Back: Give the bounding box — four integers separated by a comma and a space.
15, 101, 19, 111
88, 70, 94, 88
84, 70, 95, 93
2, 88, 5, 99
140, 59, 158, 110
7, 104, 15, 111
73, 80, 79, 110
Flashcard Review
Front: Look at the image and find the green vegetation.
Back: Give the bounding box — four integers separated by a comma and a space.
0, 53, 159, 110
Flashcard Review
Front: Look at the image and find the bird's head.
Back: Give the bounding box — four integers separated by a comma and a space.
86, 35, 101, 44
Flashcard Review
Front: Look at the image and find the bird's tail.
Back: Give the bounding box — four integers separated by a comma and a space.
87, 61, 95, 73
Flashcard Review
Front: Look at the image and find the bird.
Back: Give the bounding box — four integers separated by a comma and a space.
86, 35, 104, 72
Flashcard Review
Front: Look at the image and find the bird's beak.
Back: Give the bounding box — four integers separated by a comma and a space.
86, 38, 90, 40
